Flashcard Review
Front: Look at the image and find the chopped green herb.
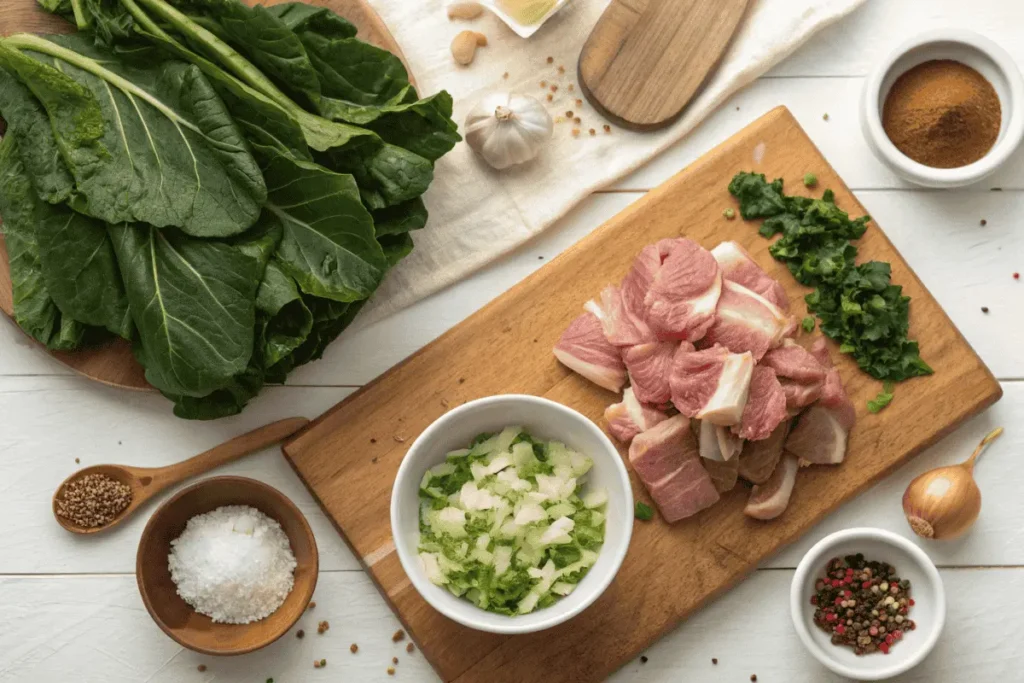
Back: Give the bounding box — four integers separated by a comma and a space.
728, 172, 932, 383
867, 382, 895, 414
723, 207, 736, 219
634, 502, 654, 521
803, 173, 818, 188
801, 316, 816, 333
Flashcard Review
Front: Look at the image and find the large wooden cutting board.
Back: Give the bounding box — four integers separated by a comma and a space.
282, 107, 1002, 683
0, 0, 407, 389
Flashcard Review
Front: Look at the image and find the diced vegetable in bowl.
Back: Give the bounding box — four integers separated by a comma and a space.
417, 427, 607, 616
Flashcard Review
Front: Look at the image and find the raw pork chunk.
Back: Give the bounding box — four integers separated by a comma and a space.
734, 366, 789, 441
786, 338, 857, 465
587, 286, 655, 347
761, 339, 828, 413
738, 421, 790, 484
711, 241, 789, 310
702, 280, 793, 361
744, 453, 799, 520
643, 239, 722, 341
623, 341, 676, 405
554, 312, 626, 392
670, 344, 754, 426
698, 420, 743, 461
629, 415, 720, 522
703, 456, 740, 493
604, 387, 669, 443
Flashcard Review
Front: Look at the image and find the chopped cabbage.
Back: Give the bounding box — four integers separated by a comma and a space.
417, 427, 606, 615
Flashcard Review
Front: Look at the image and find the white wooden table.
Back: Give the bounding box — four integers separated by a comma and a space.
2, 1, 1023, 681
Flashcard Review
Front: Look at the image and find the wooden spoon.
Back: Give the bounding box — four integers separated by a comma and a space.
52, 417, 310, 535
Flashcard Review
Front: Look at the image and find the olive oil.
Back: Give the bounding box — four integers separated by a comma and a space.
497, 0, 557, 25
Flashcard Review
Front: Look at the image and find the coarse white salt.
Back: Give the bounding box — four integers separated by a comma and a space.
168, 505, 297, 624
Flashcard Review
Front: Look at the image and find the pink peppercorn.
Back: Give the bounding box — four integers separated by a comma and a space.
869, 626, 879, 636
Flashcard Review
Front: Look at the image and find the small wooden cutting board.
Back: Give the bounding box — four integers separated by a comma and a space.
282, 107, 1002, 682
579, 0, 752, 130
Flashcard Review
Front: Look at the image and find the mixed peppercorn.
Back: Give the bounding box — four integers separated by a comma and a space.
811, 554, 916, 655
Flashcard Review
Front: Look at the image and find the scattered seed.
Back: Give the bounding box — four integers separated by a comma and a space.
546, 56, 553, 64
392, 629, 406, 642
565, 110, 574, 118
712, 658, 718, 665
308, 602, 316, 610
575, 99, 583, 107
568, 84, 575, 92
546, 94, 553, 102
387, 667, 396, 676
370, 437, 377, 443
540, 80, 547, 88
313, 660, 321, 669
393, 435, 406, 443
550, 85, 558, 92
603, 125, 611, 133
980, 219, 987, 226
573, 117, 581, 124
198, 665, 207, 672
982, 306, 990, 313
297, 629, 305, 639
823, 112, 830, 121
441, 398, 450, 408
558, 65, 565, 74
372, 456, 379, 463
572, 128, 580, 137
751, 676, 758, 682
640, 655, 648, 664
392, 657, 399, 664
502, 72, 509, 79
317, 620, 330, 634
1014, 272, 1020, 280
458, 377, 465, 384
736, 106, 740, 111
589, 128, 596, 136
406, 643, 415, 653
74, 457, 80, 464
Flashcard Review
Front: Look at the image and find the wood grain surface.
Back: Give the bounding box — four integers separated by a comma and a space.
0, 0, 408, 391
281, 106, 1003, 683
579, 0, 752, 130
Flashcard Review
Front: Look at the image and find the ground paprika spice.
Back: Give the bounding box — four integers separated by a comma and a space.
882, 59, 1001, 168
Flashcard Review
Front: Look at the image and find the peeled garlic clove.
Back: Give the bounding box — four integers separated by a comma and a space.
464, 93, 553, 169
447, 2, 484, 20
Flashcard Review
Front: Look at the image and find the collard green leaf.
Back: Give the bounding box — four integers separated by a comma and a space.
257, 260, 313, 368
263, 150, 387, 302
166, 360, 264, 420
372, 197, 428, 237
0, 33, 266, 237
379, 232, 414, 267
264, 2, 357, 40
324, 139, 433, 209
0, 66, 76, 204
109, 223, 259, 396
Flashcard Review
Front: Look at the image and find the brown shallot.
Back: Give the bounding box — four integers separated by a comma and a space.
902, 427, 1003, 540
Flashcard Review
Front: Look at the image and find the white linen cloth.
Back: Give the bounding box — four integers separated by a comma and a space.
355, 0, 866, 327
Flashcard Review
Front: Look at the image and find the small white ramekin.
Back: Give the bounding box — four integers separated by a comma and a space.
861, 29, 1024, 188
791, 528, 946, 681
390, 394, 633, 634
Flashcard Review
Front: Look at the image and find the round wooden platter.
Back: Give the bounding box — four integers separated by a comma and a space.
0, 0, 409, 391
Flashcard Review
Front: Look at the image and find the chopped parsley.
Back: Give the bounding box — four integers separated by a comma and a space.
728, 171, 932, 384
867, 382, 896, 413
803, 172, 818, 188
801, 316, 816, 332
634, 502, 654, 521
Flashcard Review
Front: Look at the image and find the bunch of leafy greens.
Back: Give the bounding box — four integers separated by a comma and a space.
0, 0, 459, 418
728, 172, 932, 393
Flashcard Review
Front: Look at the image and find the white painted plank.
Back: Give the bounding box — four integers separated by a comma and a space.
0, 378, 361, 574
771, 0, 1024, 78
1, 569, 1021, 683
613, 77, 1024, 192
1, 377, 1018, 574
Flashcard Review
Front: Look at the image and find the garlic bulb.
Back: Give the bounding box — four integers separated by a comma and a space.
464, 93, 553, 169
902, 427, 1003, 540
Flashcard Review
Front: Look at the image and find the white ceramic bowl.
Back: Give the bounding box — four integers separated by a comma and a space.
791, 528, 946, 681
861, 29, 1024, 188
390, 394, 633, 634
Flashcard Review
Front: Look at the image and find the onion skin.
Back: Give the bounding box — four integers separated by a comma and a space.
902, 465, 981, 540
901, 427, 1002, 541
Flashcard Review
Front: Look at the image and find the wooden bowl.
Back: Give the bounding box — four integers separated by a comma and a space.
136, 476, 318, 656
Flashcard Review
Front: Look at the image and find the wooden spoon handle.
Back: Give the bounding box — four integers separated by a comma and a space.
146, 417, 310, 491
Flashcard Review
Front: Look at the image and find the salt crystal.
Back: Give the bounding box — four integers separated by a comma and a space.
168, 505, 296, 624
